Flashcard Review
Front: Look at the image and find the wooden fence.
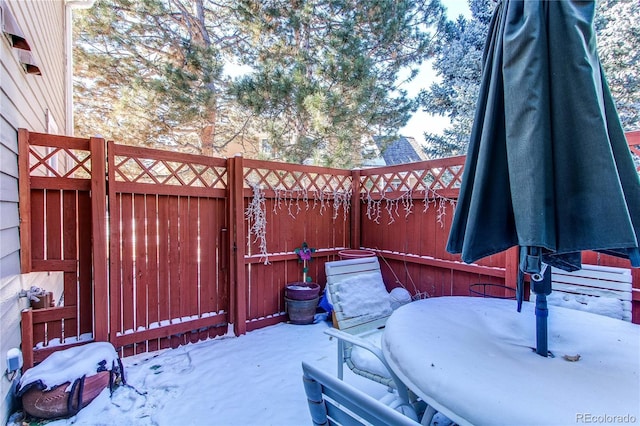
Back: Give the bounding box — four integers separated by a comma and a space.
17, 129, 640, 367
107, 143, 231, 356
356, 156, 517, 299
238, 158, 353, 331
18, 131, 103, 366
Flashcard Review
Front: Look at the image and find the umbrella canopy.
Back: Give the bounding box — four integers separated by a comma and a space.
446, 0, 640, 356
447, 0, 640, 272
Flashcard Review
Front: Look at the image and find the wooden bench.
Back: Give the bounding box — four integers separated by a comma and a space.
543, 264, 632, 322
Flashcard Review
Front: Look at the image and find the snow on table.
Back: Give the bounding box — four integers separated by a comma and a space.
382, 296, 640, 426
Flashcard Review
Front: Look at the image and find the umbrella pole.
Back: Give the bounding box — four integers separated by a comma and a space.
532, 268, 552, 357
535, 292, 548, 357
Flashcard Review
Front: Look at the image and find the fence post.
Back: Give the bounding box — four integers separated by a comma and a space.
504, 246, 519, 294
229, 154, 247, 335
18, 129, 32, 273
628, 130, 640, 174
90, 136, 109, 342
350, 169, 361, 249
21, 309, 34, 370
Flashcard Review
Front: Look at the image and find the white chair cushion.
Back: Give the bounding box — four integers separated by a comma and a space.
350, 331, 391, 378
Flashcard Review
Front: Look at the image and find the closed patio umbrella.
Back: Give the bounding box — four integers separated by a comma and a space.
446, 0, 640, 356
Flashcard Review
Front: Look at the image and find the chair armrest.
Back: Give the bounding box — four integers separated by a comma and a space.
324, 328, 387, 363
323, 327, 415, 413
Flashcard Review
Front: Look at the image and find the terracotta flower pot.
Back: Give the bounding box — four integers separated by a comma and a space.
285, 296, 320, 325
285, 282, 321, 300
338, 249, 376, 259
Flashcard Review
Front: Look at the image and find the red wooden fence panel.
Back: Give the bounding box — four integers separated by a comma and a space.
240, 159, 352, 331
107, 143, 230, 356
627, 130, 639, 174
358, 156, 509, 299
18, 131, 98, 368
358, 135, 639, 317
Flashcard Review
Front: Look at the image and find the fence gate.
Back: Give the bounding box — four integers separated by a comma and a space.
107, 142, 231, 356
18, 131, 104, 367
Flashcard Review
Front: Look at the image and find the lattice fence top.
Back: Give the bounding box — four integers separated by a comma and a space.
243, 166, 352, 194
243, 163, 353, 263
112, 151, 227, 189
29, 145, 92, 179
360, 161, 464, 195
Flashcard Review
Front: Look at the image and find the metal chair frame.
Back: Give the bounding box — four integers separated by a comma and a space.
302, 361, 421, 426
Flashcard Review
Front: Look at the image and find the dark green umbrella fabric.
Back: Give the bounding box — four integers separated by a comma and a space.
446, 0, 640, 272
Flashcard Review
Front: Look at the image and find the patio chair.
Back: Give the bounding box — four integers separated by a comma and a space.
302, 361, 420, 426
323, 257, 395, 386
531, 264, 632, 321
323, 257, 429, 421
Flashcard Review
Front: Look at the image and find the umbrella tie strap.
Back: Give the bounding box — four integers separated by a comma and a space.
519, 246, 548, 280
531, 263, 548, 282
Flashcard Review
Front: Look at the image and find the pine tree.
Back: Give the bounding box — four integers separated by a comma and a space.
230, 0, 446, 167
73, 0, 250, 155
420, 0, 493, 159
421, 0, 638, 159
595, 0, 640, 131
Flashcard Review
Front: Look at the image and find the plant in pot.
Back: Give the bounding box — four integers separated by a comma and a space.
285, 242, 321, 324
25, 286, 53, 309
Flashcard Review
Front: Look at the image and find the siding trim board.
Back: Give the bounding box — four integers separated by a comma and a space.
0, 1, 67, 423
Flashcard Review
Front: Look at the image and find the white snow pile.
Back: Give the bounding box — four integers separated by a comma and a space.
546, 291, 626, 320
10, 322, 375, 426
18, 342, 119, 392
336, 272, 392, 318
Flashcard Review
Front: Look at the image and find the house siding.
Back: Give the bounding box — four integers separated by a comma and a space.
0, 1, 67, 423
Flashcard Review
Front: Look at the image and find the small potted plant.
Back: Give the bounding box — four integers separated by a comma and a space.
285, 242, 321, 300
284, 242, 321, 324
26, 286, 53, 309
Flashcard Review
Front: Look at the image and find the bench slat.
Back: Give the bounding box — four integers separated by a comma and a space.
552, 267, 631, 283
551, 283, 632, 301
552, 275, 632, 293
543, 265, 633, 322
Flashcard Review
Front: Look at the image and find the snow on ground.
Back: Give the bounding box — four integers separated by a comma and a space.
9, 319, 392, 426
8, 296, 638, 426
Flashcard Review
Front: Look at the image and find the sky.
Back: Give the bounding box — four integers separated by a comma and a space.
399, 0, 472, 144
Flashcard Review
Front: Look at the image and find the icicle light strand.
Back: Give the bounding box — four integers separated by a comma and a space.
245, 175, 352, 261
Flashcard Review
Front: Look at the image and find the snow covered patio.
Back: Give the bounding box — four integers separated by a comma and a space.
8, 299, 638, 426
11, 320, 391, 426
11, 297, 639, 426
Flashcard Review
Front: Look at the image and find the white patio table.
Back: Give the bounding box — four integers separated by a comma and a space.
382, 296, 640, 426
